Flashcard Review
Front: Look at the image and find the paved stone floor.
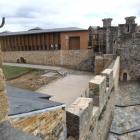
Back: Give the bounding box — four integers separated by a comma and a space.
108, 81, 140, 140
37, 74, 93, 108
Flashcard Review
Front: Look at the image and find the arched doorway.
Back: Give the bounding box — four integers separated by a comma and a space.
20, 57, 24, 63
123, 72, 127, 81
120, 69, 131, 81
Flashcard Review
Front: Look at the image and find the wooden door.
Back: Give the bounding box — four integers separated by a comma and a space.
69, 37, 80, 50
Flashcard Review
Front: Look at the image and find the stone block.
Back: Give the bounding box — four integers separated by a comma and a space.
101, 69, 114, 96
89, 75, 106, 111
66, 97, 93, 139
0, 69, 6, 91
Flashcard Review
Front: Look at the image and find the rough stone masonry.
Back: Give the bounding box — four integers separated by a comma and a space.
0, 44, 10, 124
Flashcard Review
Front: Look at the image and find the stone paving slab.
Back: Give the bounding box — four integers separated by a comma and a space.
110, 106, 140, 134
108, 81, 140, 140
116, 81, 140, 106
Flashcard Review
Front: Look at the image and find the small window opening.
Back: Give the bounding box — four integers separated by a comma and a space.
37, 45, 39, 50
54, 44, 58, 50
58, 44, 61, 50
45, 45, 48, 50
127, 25, 130, 32
33, 45, 35, 51
18, 46, 20, 51
41, 45, 44, 50
25, 46, 27, 51
21, 46, 24, 51
29, 46, 31, 51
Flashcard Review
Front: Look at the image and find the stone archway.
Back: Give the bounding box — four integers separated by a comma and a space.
120, 69, 131, 81
20, 57, 24, 63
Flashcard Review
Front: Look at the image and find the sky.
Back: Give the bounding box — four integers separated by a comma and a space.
0, 0, 140, 32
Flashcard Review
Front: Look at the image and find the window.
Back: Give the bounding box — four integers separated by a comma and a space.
127, 25, 130, 32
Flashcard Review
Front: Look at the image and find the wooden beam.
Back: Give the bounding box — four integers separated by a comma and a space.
14, 36, 17, 51
4, 37, 7, 51
11, 36, 13, 51
33, 34, 37, 50
38, 34, 41, 50
29, 35, 32, 50
47, 33, 49, 46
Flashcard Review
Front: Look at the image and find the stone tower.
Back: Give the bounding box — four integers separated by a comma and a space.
125, 16, 136, 24
102, 18, 113, 27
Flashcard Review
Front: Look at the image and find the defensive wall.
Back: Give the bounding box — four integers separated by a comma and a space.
2, 50, 95, 71
67, 55, 120, 140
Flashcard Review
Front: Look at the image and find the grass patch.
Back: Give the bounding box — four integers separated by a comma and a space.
1, 65, 33, 80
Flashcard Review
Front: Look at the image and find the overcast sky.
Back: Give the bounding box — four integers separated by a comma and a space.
0, 0, 140, 32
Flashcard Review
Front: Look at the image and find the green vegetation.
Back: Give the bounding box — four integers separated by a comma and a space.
1, 65, 33, 80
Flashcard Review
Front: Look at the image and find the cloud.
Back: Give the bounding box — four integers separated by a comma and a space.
0, 0, 140, 32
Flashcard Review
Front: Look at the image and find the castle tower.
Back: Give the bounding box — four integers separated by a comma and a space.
102, 18, 113, 27
125, 16, 136, 24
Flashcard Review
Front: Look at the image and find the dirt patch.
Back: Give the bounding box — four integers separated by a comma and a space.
6, 70, 62, 91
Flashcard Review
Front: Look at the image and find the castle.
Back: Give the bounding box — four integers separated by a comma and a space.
0, 16, 139, 140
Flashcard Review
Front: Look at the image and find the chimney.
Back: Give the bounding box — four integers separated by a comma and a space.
102, 18, 113, 27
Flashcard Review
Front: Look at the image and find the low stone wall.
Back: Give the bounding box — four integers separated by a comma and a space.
10, 107, 66, 140
67, 56, 120, 140
2, 50, 95, 71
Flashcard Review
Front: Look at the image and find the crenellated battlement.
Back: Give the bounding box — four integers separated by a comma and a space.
67, 56, 120, 140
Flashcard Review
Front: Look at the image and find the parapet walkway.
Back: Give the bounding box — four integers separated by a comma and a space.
37, 75, 93, 108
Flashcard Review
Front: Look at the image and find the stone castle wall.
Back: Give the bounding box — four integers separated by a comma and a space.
118, 38, 140, 80
67, 56, 120, 140
2, 50, 95, 71
117, 17, 140, 80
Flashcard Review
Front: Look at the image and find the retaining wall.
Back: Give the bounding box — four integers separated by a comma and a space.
2, 50, 95, 71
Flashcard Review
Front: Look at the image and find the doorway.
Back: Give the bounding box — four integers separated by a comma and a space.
20, 57, 24, 63
123, 72, 127, 81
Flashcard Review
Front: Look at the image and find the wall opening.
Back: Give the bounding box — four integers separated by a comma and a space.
123, 72, 127, 81
120, 69, 131, 81
29, 46, 31, 51
20, 57, 24, 63
127, 25, 130, 32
